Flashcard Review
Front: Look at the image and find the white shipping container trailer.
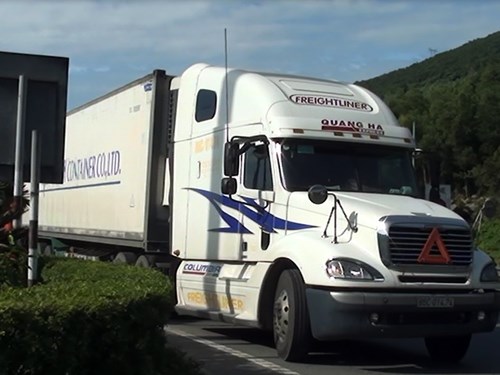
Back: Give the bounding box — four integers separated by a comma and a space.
39, 70, 172, 259
37, 63, 500, 363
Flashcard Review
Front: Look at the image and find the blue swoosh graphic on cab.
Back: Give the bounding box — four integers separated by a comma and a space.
187, 188, 316, 234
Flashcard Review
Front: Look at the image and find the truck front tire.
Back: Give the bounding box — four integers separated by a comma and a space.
273, 269, 312, 362
424, 334, 471, 363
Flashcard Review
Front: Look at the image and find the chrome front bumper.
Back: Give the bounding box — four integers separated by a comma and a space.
306, 288, 500, 341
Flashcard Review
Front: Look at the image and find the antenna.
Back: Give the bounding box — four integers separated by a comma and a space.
224, 28, 230, 143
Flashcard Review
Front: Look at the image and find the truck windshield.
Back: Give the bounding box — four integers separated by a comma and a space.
277, 138, 418, 196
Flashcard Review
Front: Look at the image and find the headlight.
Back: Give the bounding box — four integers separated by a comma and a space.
325, 258, 384, 281
480, 263, 499, 282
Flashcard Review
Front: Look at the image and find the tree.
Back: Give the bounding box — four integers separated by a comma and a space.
0, 182, 30, 287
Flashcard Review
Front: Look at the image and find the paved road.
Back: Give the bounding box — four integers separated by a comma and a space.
166, 317, 500, 375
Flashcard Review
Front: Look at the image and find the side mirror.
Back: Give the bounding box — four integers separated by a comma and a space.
428, 154, 441, 190
412, 148, 424, 159
412, 148, 423, 167
224, 142, 240, 176
221, 177, 237, 195
308, 184, 328, 205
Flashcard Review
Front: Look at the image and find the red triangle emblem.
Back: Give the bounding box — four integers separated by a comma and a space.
417, 228, 451, 264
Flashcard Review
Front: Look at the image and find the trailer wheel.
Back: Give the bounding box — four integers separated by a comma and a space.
113, 252, 138, 265
424, 334, 471, 363
135, 254, 154, 268
41, 243, 53, 256
273, 269, 311, 362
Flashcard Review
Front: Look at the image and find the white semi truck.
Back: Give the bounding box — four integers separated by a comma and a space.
38, 63, 500, 363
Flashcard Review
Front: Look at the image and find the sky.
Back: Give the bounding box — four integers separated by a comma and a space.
0, 0, 499, 111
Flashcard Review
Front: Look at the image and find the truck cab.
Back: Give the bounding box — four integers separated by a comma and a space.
171, 63, 500, 362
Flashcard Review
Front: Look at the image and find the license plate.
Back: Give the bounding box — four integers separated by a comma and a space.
417, 296, 454, 308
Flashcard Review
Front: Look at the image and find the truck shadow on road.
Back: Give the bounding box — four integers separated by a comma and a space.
203, 326, 500, 374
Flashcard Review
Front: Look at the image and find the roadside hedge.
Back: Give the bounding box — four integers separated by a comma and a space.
0, 257, 200, 375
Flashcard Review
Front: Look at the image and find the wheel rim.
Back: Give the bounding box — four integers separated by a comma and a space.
273, 288, 290, 344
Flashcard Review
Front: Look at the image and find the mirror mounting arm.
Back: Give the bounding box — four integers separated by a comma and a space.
308, 185, 358, 242
322, 193, 358, 243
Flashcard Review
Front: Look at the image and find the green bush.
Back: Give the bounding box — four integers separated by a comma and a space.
0, 257, 200, 375
0, 239, 27, 287
477, 218, 500, 264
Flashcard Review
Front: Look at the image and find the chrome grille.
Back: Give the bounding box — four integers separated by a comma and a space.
387, 225, 473, 266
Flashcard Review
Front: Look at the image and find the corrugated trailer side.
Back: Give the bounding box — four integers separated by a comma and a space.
38, 70, 174, 257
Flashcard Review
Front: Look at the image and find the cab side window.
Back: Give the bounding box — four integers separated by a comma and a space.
195, 89, 217, 122
243, 144, 273, 191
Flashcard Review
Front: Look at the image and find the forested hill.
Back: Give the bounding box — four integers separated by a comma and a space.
355, 31, 500, 198
357, 31, 500, 95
